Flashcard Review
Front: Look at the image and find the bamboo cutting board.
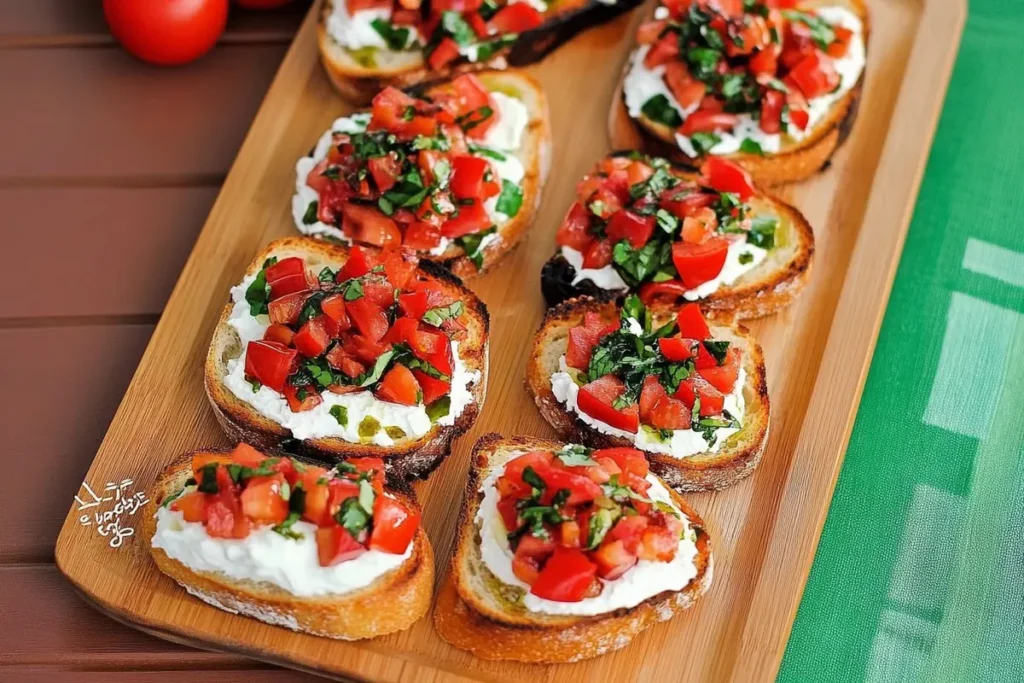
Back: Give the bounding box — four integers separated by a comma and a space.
55, 0, 965, 680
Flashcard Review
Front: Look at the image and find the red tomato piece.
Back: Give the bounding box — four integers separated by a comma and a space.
346, 298, 389, 342
504, 450, 556, 488
496, 496, 520, 531
536, 466, 603, 506
592, 447, 649, 478
428, 74, 497, 139
658, 336, 697, 362
749, 46, 779, 78
512, 555, 541, 585
607, 515, 649, 554
316, 526, 366, 566
555, 202, 595, 252
592, 539, 638, 579
369, 496, 421, 554
449, 155, 492, 200
644, 32, 680, 68
171, 491, 208, 523
605, 210, 655, 249
638, 526, 680, 561
245, 340, 297, 392
375, 365, 422, 406
441, 199, 491, 238
515, 534, 556, 561
787, 52, 840, 99
367, 153, 402, 193
488, 2, 543, 34
403, 221, 443, 250
427, 37, 461, 72
660, 189, 716, 219
337, 245, 377, 281
293, 317, 331, 358
700, 156, 756, 200
675, 376, 725, 415
677, 302, 711, 339
320, 294, 350, 328
283, 385, 322, 412
647, 395, 691, 430
582, 239, 614, 269
577, 375, 640, 433
205, 490, 250, 539
381, 248, 418, 289
263, 323, 295, 347
636, 19, 668, 45
229, 443, 266, 467
679, 110, 739, 137
760, 88, 785, 135
368, 87, 437, 140
413, 370, 450, 404
664, 62, 706, 111
671, 238, 729, 289
559, 520, 582, 548
697, 347, 741, 392
240, 477, 289, 525
299, 467, 331, 525
529, 547, 599, 602
268, 291, 309, 326
342, 203, 401, 248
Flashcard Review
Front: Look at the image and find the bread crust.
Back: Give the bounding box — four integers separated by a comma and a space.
433, 434, 713, 663
526, 297, 770, 492
296, 70, 551, 279
540, 154, 815, 318
142, 451, 434, 640
609, 0, 870, 187
204, 236, 488, 481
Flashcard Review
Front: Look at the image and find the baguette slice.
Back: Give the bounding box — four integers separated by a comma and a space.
142, 450, 434, 640
433, 433, 713, 663
540, 154, 815, 318
526, 296, 769, 492
318, 0, 645, 104
205, 237, 488, 481
296, 70, 551, 279
609, 0, 869, 186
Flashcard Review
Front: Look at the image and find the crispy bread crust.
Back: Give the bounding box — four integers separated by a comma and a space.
433, 434, 713, 663
298, 70, 551, 279
526, 297, 770, 492
204, 237, 488, 481
142, 451, 434, 640
609, 0, 870, 186
540, 154, 815, 317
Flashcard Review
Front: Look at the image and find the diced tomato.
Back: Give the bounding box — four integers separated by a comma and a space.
348, 457, 386, 486
658, 336, 697, 362
342, 203, 401, 248
648, 395, 690, 429
297, 466, 330, 525
428, 74, 496, 139
700, 156, 755, 200
171, 490, 208, 522
205, 490, 250, 539
660, 189, 715, 219
675, 375, 725, 415
427, 36, 460, 71
368, 87, 437, 140
787, 52, 840, 99
320, 294, 349, 327
450, 155, 492, 200
403, 221, 443, 250
592, 447, 649, 478
677, 303, 711, 340
607, 515, 649, 554
380, 248, 418, 289
397, 291, 429, 320
638, 526, 680, 561
591, 539, 637, 580
564, 311, 608, 370
645, 32, 680, 68
788, 102, 810, 131
672, 238, 729, 289
293, 317, 331, 358
605, 210, 655, 249
376, 365, 422, 406
662, 0, 692, 17
749, 46, 778, 78
582, 239, 613, 269
191, 452, 232, 480
239, 477, 289, 525
316, 525, 366, 566
680, 110, 739, 137
265, 258, 309, 299
536, 466, 603, 506
441, 199, 491, 238
760, 88, 785, 135
283, 384, 322, 412
346, 298, 389, 342
465, 11, 489, 37
698, 347, 741, 392
516, 533, 556, 561
828, 26, 854, 58
413, 370, 450, 404
504, 450, 555, 487
681, 208, 716, 244
229, 443, 266, 467
496, 496, 520, 531
244, 340, 297, 392
664, 62, 706, 111
559, 520, 581, 548
512, 555, 541, 585
639, 374, 667, 422
263, 323, 295, 347
338, 245, 377, 282
488, 2, 543, 34
577, 375, 640, 433
347, 0, 389, 10
325, 345, 362, 376
369, 496, 420, 554
367, 153, 402, 193
636, 19, 667, 45
530, 547, 599, 602
268, 291, 309, 326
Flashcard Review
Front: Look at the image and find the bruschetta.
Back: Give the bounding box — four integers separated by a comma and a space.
540, 151, 813, 318
205, 237, 488, 481
433, 434, 713, 662
610, 0, 868, 186
526, 294, 769, 492
144, 443, 433, 640
293, 71, 550, 279
317, 0, 646, 104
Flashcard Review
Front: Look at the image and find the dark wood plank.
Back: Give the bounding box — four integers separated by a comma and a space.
0, 187, 218, 319
0, 324, 156, 563
0, 44, 289, 182
3, 670, 322, 682
0, 0, 310, 46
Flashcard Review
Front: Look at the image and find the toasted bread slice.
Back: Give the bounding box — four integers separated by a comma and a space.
205, 237, 488, 481
609, 0, 869, 186
433, 433, 713, 662
318, 0, 645, 104
295, 70, 551, 279
143, 451, 434, 640
540, 155, 815, 318
526, 297, 769, 492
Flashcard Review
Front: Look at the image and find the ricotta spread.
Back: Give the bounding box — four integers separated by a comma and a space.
550, 356, 746, 459
623, 6, 867, 157
292, 94, 528, 256
153, 503, 409, 597
222, 274, 480, 445
475, 462, 699, 616
561, 239, 766, 300
326, 2, 420, 51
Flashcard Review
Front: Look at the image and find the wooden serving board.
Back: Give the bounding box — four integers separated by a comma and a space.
55, 0, 965, 680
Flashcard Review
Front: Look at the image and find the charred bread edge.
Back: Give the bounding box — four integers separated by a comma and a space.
540, 153, 815, 318
317, 0, 646, 105
526, 296, 770, 492
204, 236, 489, 483
142, 450, 434, 641
433, 433, 713, 663
612, 0, 870, 186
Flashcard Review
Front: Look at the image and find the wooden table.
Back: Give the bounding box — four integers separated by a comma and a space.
0, 2, 320, 680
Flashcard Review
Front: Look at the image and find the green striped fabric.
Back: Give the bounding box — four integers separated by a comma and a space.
779, 1, 1024, 681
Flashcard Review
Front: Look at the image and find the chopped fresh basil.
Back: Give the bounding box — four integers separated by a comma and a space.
612, 239, 673, 287
468, 144, 507, 161
455, 105, 494, 133
640, 94, 683, 128
740, 138, 765, 156
343, 279, 364, 301
358, 479, 376, 514
686, 47, 721, 81
437, 10, 476, 46
197, 464, 220, 494
336, 497, 371, 536
426, 396, 451, 422
494, 180, 523, 217
629, 165, 676, 201
272, 511, 304, 540
411, 134, 451, 152
585, 508, 614, 550
244, 256, 277, 316
330, 404, 348, 427
370, 18, 411, 51
747, 215, 777, 249
556, 444, 598, 467
381, 168, 428, 212
783, 10, 837, 51
161, 487, 188, 508
246, 378, 261, 393
521, 465, 546, 491
655, 208, 680, 235
473, 33, 517, 63
454, 226, 496, 270
702, 339, 731, 365
318, 266, 336, 284
738, 251, 754, 265
302, 201, 318, 225
422, 300, 464, 327
689, 132, 722, 155
357, 349, 395, 387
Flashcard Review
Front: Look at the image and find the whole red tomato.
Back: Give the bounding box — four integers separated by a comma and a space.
234, 0, 295, 7
103, 0, 229, 66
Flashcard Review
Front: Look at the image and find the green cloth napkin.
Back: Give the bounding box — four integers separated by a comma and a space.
780, 1, 1024, 681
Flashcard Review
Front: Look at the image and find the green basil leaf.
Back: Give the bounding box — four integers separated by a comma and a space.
302, 201, 319, 225
640, 94, 682, 128
330, 404, 348, 427
495, 180, 523, 218
422, 300, 464, 327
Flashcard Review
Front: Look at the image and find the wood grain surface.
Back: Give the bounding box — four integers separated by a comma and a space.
44, 0, 963, 681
